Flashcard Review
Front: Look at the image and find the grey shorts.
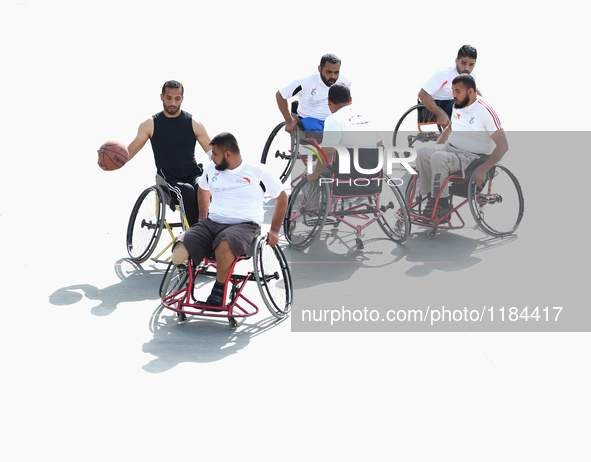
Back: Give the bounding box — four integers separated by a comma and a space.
176, 218, 260, 264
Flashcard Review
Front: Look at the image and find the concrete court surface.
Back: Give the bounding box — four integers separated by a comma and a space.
1, 1, 590, 461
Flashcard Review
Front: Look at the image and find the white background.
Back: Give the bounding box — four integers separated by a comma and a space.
1, 1, 589, 461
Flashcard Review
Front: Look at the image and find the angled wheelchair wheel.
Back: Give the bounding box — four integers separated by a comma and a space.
159, 262, 189, 300
127, 185, 166, 263
376, 174, 410, 244
393, 104, 442, 151
468, 164, 524, 237
253, 237, 292, 319
261, 121, 300, 183
284, 179, 329, 250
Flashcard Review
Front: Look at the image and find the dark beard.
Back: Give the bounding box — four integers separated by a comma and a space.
215, 156, 230, 171
454, 95, 470, 109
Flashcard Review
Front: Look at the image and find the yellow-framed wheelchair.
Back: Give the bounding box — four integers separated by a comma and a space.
126, 175, 189, 264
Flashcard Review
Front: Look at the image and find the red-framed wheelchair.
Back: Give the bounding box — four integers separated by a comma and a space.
404, 155, 524, 238
284, 147, 410, 251
159, 228, 292, 329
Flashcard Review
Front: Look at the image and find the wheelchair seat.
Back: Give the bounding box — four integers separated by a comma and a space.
331, 147, 382, 197
448, 155, 492, 198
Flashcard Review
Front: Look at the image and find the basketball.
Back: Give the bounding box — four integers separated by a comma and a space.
98, 140, 129, 171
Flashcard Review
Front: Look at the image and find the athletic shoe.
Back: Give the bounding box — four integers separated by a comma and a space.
434, 202, 451, 218
421, 198, 437, 218
205, 281, 225, 308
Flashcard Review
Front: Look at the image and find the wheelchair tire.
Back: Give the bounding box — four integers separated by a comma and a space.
393, 103, 443, 151
468, 164, 524, 237
284, 178, 329, 251
376, 174, 411, 244
127, 185, 166, 263
253, 237, 293, 319
261, 121, 300, 183
159, 262, 189, 300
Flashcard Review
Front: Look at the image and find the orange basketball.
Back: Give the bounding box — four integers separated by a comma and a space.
98, 140, 129, 170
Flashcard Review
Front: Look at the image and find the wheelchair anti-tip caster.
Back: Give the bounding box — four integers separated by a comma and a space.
355, 238, 364, 251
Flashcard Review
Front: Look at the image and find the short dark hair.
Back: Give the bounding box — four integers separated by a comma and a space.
320, 53, 341, 68
452, 73, 477, 91
328, 83, 351, 105
162, 80, 184, 95
457, 45, 477, 61
210, 132, 240, 155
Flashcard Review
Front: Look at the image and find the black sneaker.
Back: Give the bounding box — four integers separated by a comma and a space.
421, 198, 437, 218
205, 282, 225, 309
434, 202, 451, 218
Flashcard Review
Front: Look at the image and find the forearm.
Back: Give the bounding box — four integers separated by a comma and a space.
436, 126, 451, 144
418, 89, 446, 119
276, 91, 293, 124
270, 191, 288, 233
198, 188, 211, 220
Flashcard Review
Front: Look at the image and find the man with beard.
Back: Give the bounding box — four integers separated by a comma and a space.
416, 74, 508, 218
418, 45, 481, 129
171, 132, 288, 307
276, 53, 352, 134
99, 80, 211, 227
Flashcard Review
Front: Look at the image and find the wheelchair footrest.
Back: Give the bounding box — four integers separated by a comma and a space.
162, 285, 260, 319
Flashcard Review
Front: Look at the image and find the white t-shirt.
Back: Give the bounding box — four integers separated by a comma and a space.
448, 97, 503, 155
279, 72, 352, 120
422, 64, 477, 101
322, 104, 377, 148
199, 161, 284, 224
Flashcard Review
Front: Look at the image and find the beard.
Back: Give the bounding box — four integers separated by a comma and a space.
453, 94, 471, 109
215, 156, 230, 171
321, 74, 336, 87
164, 105, 180, 115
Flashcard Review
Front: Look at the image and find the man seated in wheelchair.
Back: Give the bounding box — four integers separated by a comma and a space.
416, 74, 508, 218
306, 83, 379, 185
418, 45, 481, 129
171, 132, 288, 307
275, 53, 352, 137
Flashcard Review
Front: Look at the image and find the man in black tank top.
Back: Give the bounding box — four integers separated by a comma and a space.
121, 80, 212, 226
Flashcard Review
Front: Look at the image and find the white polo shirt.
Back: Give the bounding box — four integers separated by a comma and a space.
322, 104, 377, 148
199, 161, 284, 224
279, 72, 352, 120
448, 97, 503, 155
422, 64, 477, 101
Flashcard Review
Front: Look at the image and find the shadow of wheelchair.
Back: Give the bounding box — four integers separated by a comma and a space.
48, 258, 164, 316
142, 305, 289, 372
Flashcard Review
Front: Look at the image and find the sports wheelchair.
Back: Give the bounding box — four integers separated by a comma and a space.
126, 175, 189, 264
159, 227, 292, 329
404, 155, 524, 238
284, 147, 410, 251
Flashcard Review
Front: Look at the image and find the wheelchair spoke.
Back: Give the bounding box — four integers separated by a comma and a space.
127, 186, 166, 263
254, 238, 292, 319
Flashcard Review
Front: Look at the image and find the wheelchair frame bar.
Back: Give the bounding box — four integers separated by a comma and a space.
151, 205, 190, 264
406, 173, 469, 230
326, 175, 390, 236
162, 256, 260, 319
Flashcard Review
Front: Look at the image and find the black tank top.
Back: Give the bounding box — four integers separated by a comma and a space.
150, 110, 201, 182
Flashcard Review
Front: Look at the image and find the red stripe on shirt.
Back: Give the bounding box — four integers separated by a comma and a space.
477, 99, 503, 130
